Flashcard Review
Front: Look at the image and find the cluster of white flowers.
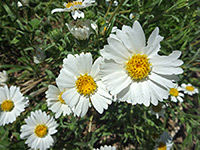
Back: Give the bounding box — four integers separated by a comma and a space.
169, 83, 198, 103
1, 1, 199, 150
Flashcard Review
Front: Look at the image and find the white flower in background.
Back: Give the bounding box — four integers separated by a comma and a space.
66, 20, 94, 40
46, 83, 72, 119
0, 85, 29, 126
180, 83, 199, 95
129, 13, 137, 19
169, 84, 184, 103
17, 0, 29, 7
20, 110, 58, 150
150, 103, 166, 119
0, 70, 8, 86
56, 53, 112, 117
100, 21, 183, 106
155, 131, 173, 150
93, 145, 116, 150
33, 48, 46, 64
51, 0, 96, 20
105, 0, 118, 6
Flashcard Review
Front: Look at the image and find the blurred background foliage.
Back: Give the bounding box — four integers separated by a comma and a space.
0, 0, 200, 149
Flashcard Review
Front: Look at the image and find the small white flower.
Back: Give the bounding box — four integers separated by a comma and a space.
56, 53, 112, 117
129, 13, 137, 19
169, 84, 184, 103
100, 21, 183, 106
0, 85, 29, 126
18, 0, 29, 7
0, 70, 8, 86
20, 110, 58, 150
33, 48, 46, 64
150, 103, 166, 119
51, 0, 96, 20
180, 83, 199, 95
105, 0, 118, 6
66, 20, 93, 40
45, 83, 72, 119
155, 131, 173, 150
93, 145, 116, 150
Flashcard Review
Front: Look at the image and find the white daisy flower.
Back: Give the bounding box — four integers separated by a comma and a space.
51, 0, 96, 20
155, 131, 173, 150
66, 20, 93, 40
20, 110, 58, 150
93, 145, 116, 150
169, 84, 184, 103
56, 53, 112, 117
180, 83, 199, 96
0, 85, 29, 126
150, 103, 166, 119
45, 83, 72, 119
0, 70, 8, 86
100, 21, 183, 106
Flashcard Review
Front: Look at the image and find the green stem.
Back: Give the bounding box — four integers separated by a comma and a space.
108, 0, 125, 23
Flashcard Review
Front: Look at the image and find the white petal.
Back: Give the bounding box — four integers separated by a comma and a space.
51, 8, 69, 14
62, 88, 80, 108
71, 10, 84, 20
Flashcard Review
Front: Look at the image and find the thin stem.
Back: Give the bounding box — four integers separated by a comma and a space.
108, 0, 125, 23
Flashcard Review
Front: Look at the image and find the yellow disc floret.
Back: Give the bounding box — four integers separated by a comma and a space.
58, 92, 66, 104
125, 54, 151, 80
34, 124, 48, 138
158, 142, 167, 150
186, 86, 194, 91
65, 1, 82, 8
1, 100, 14, 112
152, 103, 162, 112
76, 74, 97, 96
65, 2, 73, 8
169, 88, 179, 97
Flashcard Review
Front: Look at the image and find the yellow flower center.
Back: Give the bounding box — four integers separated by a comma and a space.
65, 2, 73, 8
152, 103, 162, 112
186, 86, 194, 91
158, 142, 167, 150
34, 124, 48, 138
125, 54, 151, 80
169, 88, 179, 97
58, 92, 66, 104
65, 1, 82, 8
1, 100, 14, 112
76, 74, 97, 96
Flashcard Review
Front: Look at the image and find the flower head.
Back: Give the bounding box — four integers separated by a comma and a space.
56, 53, 112, 117
93, 145, 116, 150
51, 0, 96, 20
155, 131, 173, 150
0, 85, 29, 125
150, 103, 166, 119
45, 83, 72, 118
66, 20, 94, 40
100, 21, 183, 106
169, 83, 184, 103
20, 110, 58, 150
180, 83, 199, 95
0, 70, 8, 86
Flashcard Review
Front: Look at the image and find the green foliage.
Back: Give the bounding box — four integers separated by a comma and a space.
0, 0, 200, 149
